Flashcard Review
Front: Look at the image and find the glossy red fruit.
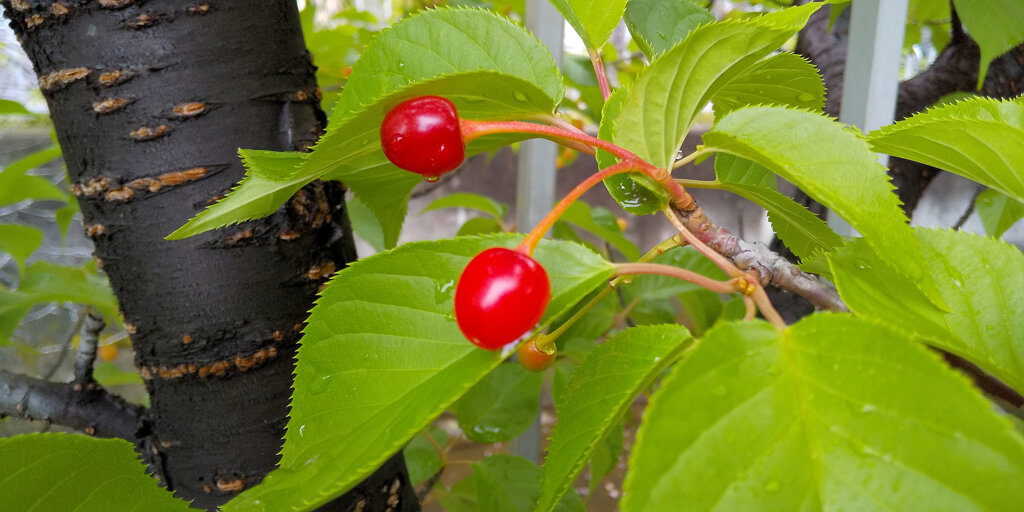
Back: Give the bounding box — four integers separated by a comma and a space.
380, 95, 465, 179
455, 247, 551, 350
517, 339, 556, 372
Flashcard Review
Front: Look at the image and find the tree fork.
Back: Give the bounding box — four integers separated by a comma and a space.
2, 1, 416, 510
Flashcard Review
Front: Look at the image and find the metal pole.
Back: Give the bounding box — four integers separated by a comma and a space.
832, 0, 908, 235
510, 0, 563, 464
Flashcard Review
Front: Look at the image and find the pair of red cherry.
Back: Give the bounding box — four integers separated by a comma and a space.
381, 96, 555, 370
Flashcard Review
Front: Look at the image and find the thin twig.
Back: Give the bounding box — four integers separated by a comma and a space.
952, 184, 983, 230
73, 311, 105, 386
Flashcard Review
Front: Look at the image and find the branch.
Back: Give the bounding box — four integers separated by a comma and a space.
669, 205, 848, 313
0, 369, 145, 442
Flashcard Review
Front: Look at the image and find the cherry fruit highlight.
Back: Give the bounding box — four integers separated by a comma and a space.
455, 247, 551, 350
517, 339, 556, 372
380, 95, 465, 179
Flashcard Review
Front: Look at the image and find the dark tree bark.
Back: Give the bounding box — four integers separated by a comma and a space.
1, 1, 416, 510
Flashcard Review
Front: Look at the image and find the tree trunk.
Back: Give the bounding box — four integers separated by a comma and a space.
2, 0, 416, 510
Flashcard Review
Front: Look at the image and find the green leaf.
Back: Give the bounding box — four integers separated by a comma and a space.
623, 315, 1024, 511
588, 420, 624, 495
0, 433, 191, 511
453, 362, 543, 443
421, 192, 508, 220
547, 0, 628, 50
443, 455, 585, 512
868, 97, 1024, 204
93, 362, 145, 387
0, 145, 65, 207
831, 228, 1024, 394
719, 183, 843, 261
711, 52, 826, 118
403, 427, 449, 486
173, 7, 563, 246
0, 98, 31, 115
976, 188, 1024, 238
19, 261, 119, 319
0, 287, 33, 343
713, 151, 839, 260
703, 106, 939, 303
598, 86, 667, 215
0, 224, 43, 272
626, 246, 728, 299
952, 0, 1024, 88
538, 325, 692, 512
457, 217, 504, 236
347, 192, 387, 253
624, 0, 714, 59
559, 201, 640, 260
225, 234, 613, 511
55, 199, 80, 240
614, 3, 821, 170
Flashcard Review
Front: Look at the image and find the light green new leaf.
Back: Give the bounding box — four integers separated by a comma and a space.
224, 234, 613, 511
703, 106, 938, 302
624, 315, 1024, 512
0, 434, 191, 511
537, 325, 692, 512
831, 228, 1024, 394
976, 188, 1024, 238
952, 0, 1024, 88
711, 52, 826, 118
421, 192, 508, 220
547, 0, 628, 49
869, 97, 1024, 204
0, 224, 43, 272
453, 362, 543, 443
624, 0, 714, 59
173, 7, 563, 246
614, 3, 821, 170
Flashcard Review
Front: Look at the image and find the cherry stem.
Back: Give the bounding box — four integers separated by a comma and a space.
517, 160, 637, 255
614, 262, 740, 294
460, 118, 693, 209
533, 236, 686, 352
589, 48, 612, 100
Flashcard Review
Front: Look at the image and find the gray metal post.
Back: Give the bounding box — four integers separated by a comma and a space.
510, 0, 563, 464
832, 0, 908, 235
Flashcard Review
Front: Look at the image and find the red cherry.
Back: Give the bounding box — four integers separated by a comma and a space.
517, 339, 556, 372
454, 247, 551, 350
380, 96, 465, 179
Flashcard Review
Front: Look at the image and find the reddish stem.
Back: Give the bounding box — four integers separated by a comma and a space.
517, 160, 637, 255
589, 49, 612, 101
613, 263, 739, 294
460, 118, 693, 209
